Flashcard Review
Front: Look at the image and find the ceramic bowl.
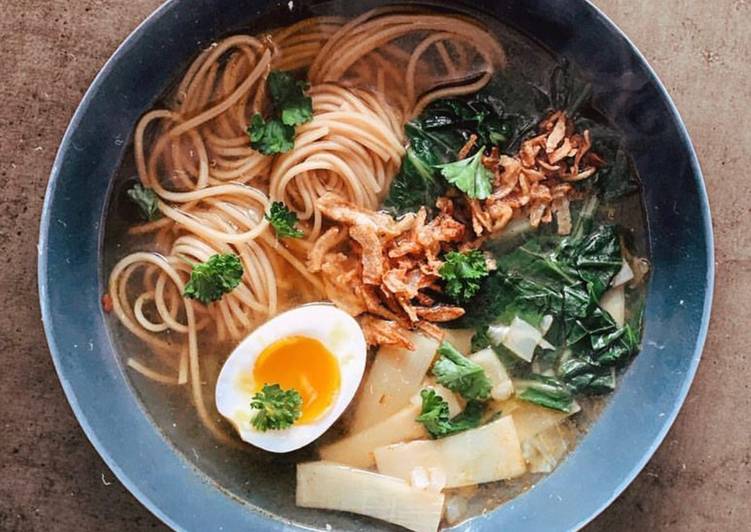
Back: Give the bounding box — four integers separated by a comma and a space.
39, 1, 714, 530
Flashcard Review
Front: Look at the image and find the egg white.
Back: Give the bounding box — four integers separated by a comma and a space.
215, 303, 367, 453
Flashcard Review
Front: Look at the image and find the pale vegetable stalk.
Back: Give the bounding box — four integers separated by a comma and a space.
521, 422, 575, 473
409, 466, 446, 493
440, 328, 475, 355
600, 284, 625, 326
320, 403, 425, 468
296, 462, 445, 532
611, 259, 634, 287
504, 399, 577, 442
468, 348, 514, 401
350, 332, 439, 432
374, 416, 526, 488
488, 316, 542, 362
320, 384, 461, 468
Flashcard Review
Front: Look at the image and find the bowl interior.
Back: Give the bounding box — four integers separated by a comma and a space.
39, 1, 713, 531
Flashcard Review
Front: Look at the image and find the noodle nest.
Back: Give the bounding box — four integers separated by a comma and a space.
109, 8, 506, 440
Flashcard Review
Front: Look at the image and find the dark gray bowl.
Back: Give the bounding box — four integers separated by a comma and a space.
38, 0, 714, 530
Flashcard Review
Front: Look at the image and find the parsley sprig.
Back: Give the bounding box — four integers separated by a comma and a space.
248, 115, 295, 155
265, 201, 304, 238
267, 70, 314, 127
183, 253, 244, 304
439, 250, 489, 303
250, 383, 303, 431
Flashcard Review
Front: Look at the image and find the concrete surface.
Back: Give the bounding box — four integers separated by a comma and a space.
0, 0, 748, 530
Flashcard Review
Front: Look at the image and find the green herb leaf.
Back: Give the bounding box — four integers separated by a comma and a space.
183, 253, 244, 304
384, 94, 515, 216
383, 145, 446, 216
246, 70, 313, 154
431, 341, 492, 401
413, 94, 514, 155
558, 358, 617, 395
515, 375, 576, 413
246, 71, 313, 154
416, 389, 485, 439
456, 201, 641, 396
266, 70, 313, 126
470, 328, 492, 352
439, 250, 489, 303
265, 201, 304, 238
247, 113, 295, 155
250, 384, 302, 431
435, 148, 493, 200
127, 183, 161, 221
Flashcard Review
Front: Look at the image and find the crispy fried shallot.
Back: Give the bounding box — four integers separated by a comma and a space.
308, 111, 602, 347
309, 194, 474, 347
460, 111, 599, 237
359, 315, 415, 350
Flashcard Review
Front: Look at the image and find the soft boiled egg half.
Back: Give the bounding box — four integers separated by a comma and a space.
215, 304, 367, 453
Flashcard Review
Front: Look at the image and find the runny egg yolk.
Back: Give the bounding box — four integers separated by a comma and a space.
252, 336, 340, 424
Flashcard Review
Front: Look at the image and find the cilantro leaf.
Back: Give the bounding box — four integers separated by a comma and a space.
267, 71, 313, 126
439, 250, 489, 303
250, 383, 302, 431
183, 253, 244, 304
435, 147, 493, 199
265, 201, 304, 238
416, 389, 485, 439
127, 183, 161, 221
431, 341, 492, 401
247, 113, 295, 155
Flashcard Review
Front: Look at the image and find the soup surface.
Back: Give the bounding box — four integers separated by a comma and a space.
104, 3, 649, 530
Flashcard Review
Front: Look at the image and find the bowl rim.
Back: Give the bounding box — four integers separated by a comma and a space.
564, 1, 714, 526
38, 0, 714, 530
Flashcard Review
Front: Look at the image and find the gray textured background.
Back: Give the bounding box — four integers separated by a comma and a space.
1, 0, 749, 530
